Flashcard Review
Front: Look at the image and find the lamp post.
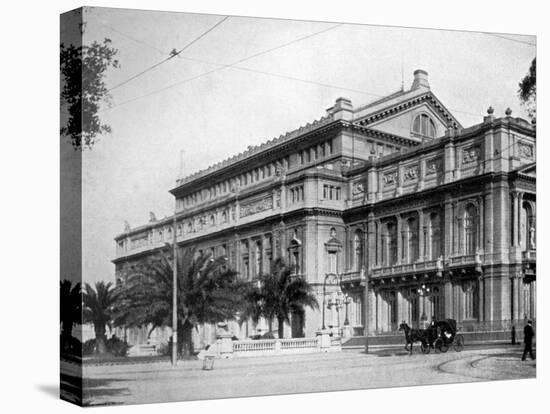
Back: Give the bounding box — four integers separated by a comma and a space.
171, 216, 178, 366
417, 283, 431, 327
343, 294, 351, 326
321, 272, 341, 330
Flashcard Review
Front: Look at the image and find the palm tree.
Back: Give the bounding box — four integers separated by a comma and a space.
115, 248, 247, 357
60, 280, 81, 352
83, 281, 118, 354
242, 258, 318, 339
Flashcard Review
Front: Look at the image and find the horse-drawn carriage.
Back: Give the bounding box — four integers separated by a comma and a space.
399, 319, 464, 354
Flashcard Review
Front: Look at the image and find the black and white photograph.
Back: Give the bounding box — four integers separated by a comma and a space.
57, 4, 539, 407
4, 1, 546, 412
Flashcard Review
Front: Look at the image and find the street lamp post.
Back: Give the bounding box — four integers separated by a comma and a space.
343, 294, 351, 326
171, 216, 178, 366
321, 272, 341, 331
417, 283, 431, 328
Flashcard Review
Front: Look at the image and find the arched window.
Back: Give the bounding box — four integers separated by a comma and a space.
406, 217, 419, 263
429, 213, 441, 260
412, 113, 436, 138
522, 201, 535, 250
353, 230, 363, 271
464, 204, 478, 255
382, 220, 398, 266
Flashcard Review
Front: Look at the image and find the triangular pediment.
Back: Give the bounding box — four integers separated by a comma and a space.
353, 90, 461, 141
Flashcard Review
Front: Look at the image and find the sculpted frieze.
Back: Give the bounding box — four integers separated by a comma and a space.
239, 196, 273, 218
383, 170, 397, 186
518, 142, 534, 159
462, 145, 480, 164
403, 164, 419, 181
426, 157, 442, 175
352, 181, 365, 195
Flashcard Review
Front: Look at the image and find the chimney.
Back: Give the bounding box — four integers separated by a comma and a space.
411, 69, 430, 90
327, 97, 353, 121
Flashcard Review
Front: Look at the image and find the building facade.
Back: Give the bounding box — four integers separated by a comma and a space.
113, 70, 536, 345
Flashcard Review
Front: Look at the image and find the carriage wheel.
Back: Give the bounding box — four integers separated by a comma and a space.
434, 338, 448, 353
421, 342, 430, 354
453, 335, 464, 352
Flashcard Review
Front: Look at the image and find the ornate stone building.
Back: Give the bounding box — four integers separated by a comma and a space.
113, 70, 536, 345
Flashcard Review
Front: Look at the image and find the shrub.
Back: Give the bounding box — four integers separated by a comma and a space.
82, 336, 130, 357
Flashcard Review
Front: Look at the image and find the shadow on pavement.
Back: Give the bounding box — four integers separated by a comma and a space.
36, 384, 58, 399
60, 372, 131, 406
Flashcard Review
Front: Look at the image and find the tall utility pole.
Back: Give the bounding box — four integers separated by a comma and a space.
363, 267, 369, 354
171, 215, 178, 366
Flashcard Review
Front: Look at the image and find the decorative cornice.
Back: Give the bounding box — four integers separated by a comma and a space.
354, 92, 462, 129
170, 115, 336, 193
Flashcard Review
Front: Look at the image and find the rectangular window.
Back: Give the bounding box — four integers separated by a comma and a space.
311, 147, 317, 161
327, 140, 333, 155
328, 251, 337, 273
319, 143, 325, 157
299, 151, 304, 164
323, 184, 328, 199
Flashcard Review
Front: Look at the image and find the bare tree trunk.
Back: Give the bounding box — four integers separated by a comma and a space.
277, 316, 285, 339
95, 324, 107, 354
180, 323, 194, 357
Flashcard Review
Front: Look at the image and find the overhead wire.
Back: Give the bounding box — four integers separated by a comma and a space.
96, 22, 500, 121
107, 16, 229, 92
99, 23, 343, 113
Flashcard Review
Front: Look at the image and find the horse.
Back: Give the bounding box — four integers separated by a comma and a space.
399, 322, 429, 355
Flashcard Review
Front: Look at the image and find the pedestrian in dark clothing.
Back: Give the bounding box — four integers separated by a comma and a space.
522, 320, 535, 361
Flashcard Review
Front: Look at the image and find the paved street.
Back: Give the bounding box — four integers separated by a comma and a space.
64, 345, 535, 406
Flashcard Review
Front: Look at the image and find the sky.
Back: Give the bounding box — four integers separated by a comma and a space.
73, 6, 536, 284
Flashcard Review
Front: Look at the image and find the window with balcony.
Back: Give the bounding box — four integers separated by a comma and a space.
464, 204, 478, 255
405, 217, 419, 263
353, 230, 363, 271
429, 212, 441, 260
382, 220, 398, 266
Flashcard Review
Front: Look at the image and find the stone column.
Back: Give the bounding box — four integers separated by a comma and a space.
512, 275, 519, 321
485, 186, 494, 257
396, 162, 403, 196
376, 219, 382, 266
397, 215, 403, 264
517, 192, 524, 248
418, 158, 426, 191
367, 214, 376, 271
517, 272, 524, 320
418, 209, 424, 260
368, 286, 376, 335
444, 139, 455, 183
478, 275, 485, 322
397, 289, 405, 324
444, 200, 453, 258
511, 191, 518, 247
453, 202, 460, 255
478, 196, 484, 253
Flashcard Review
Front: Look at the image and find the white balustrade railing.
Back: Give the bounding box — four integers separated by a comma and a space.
280, 338, 318, 350
229, 334, 339, 358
